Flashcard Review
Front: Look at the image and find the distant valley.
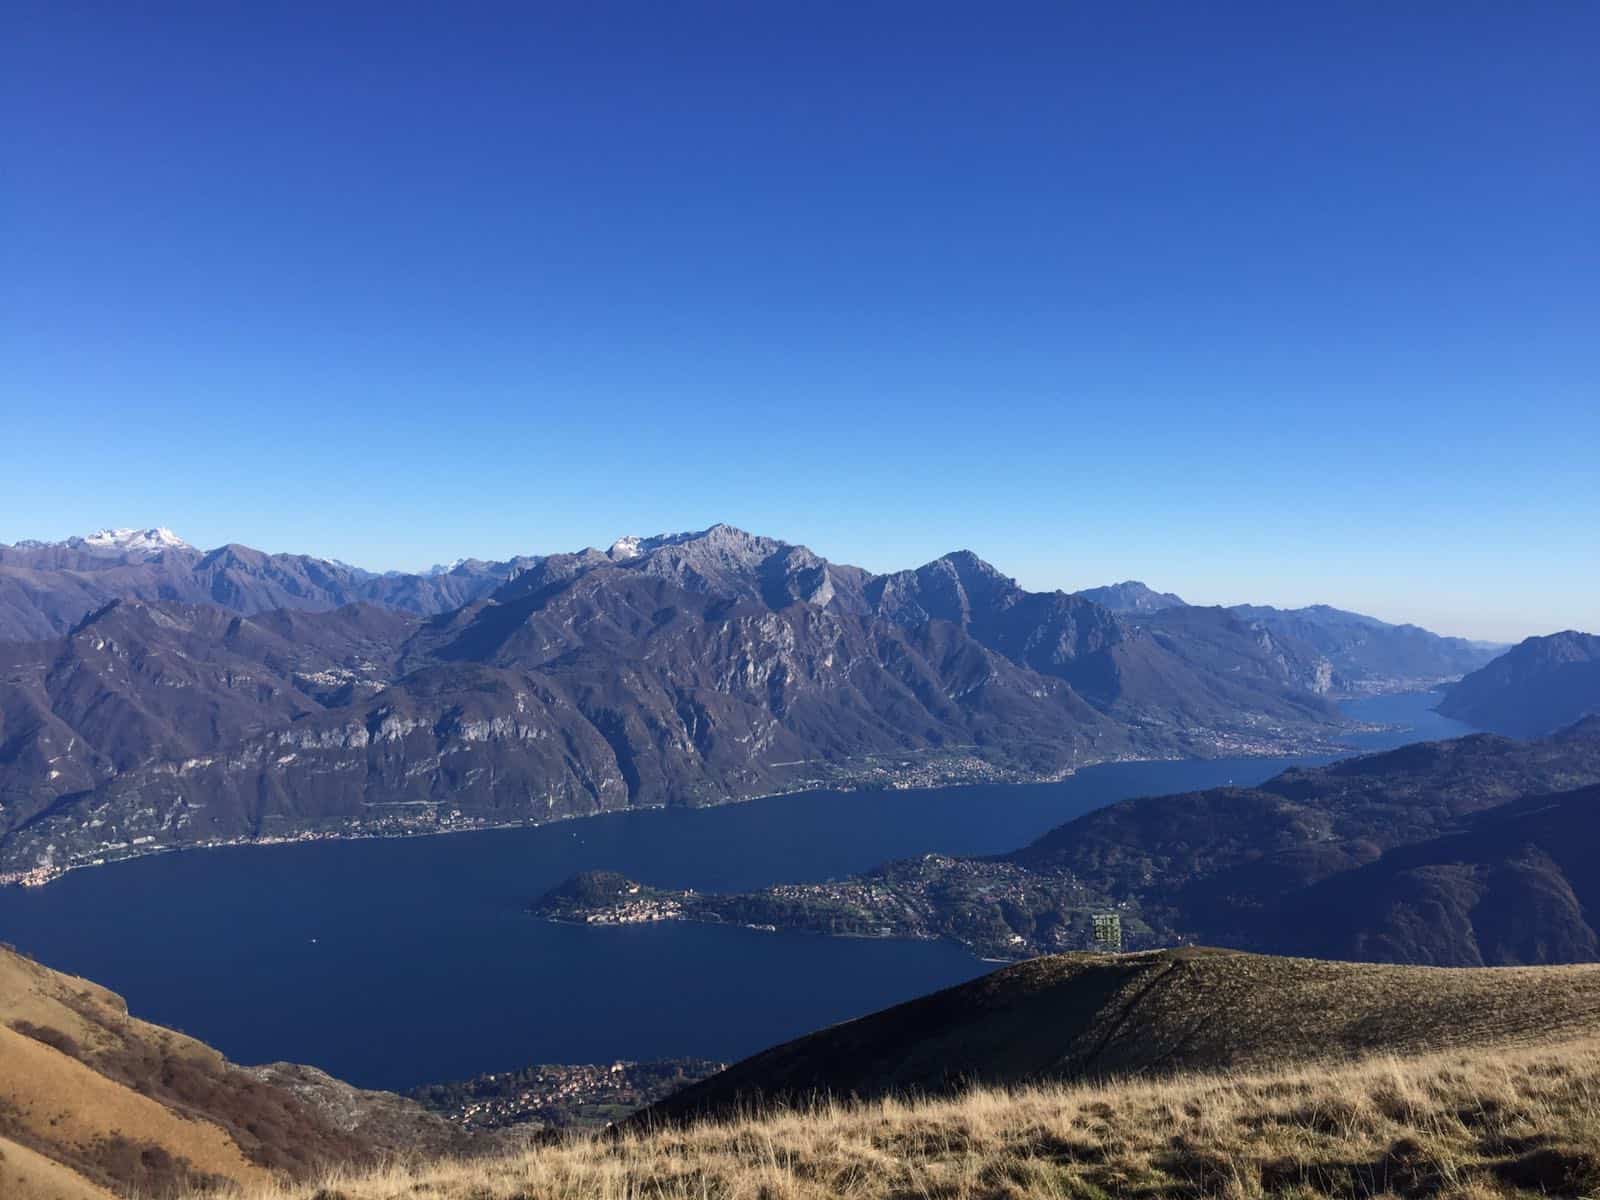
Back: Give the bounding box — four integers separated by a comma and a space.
0, 525, 1507, 884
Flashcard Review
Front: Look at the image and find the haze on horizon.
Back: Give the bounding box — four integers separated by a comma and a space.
5, 3, 1595, 645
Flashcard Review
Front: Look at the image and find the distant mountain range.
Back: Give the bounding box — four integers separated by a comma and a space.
1079, 578, 1504, 695
1072, 579, 1187, 612
0, 527, 537, 642
0, 524, 1504, 884
1, 528, 1502, 690
541, 717, 1600, 967
1438, 630, 1600, 736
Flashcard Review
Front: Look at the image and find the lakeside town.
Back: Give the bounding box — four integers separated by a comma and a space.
406, 1059, 724, 1131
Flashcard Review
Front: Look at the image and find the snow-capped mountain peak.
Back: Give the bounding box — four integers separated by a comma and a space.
608, 535, 644, 561
75, 527, 192, 553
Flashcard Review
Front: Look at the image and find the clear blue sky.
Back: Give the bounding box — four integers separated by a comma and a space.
4, 3, 1595, 642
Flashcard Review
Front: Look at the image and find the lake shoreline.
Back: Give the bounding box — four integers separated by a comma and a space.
0, 691, 1471, 1091
1, 724, 1374, 890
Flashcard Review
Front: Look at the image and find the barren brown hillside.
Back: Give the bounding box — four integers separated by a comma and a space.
0, 945, 456, 1198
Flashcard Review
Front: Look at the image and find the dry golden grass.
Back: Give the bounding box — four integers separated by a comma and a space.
219, 1036, 1600, 1200
0, 940, 227, 1068
649, 950, 1600, 1120
0, 1133, 119, 1200
1, 946, 409, 1198
0, 1016, 275, 1195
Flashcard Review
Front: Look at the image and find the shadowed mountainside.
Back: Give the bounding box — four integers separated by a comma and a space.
643, 947, 1600, 1123
1438, 630, 1600, 736
1270, 782, 1600, 963
1007, 717, 1600, 954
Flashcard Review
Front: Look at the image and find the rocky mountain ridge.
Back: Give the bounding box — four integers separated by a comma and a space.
0, 530, 540, 643
0, 526, 1357, 885
1, 528, 1499, 699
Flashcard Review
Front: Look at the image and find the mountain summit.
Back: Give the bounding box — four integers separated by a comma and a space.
1073, 580, 1187, 612
78, 526, 191, 552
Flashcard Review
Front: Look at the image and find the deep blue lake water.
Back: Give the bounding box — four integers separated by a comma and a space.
0, 692, 1472, 1090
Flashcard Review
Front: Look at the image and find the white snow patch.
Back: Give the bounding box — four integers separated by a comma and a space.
73, 527, 191, 553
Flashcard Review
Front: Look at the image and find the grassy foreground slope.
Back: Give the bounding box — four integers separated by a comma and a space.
223, 949, 1600, 1200
19, 944, 1600, 1199
0, 945, 456, 1199
649, 948, 1600, 1121
225, 1036, 1600, 1200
